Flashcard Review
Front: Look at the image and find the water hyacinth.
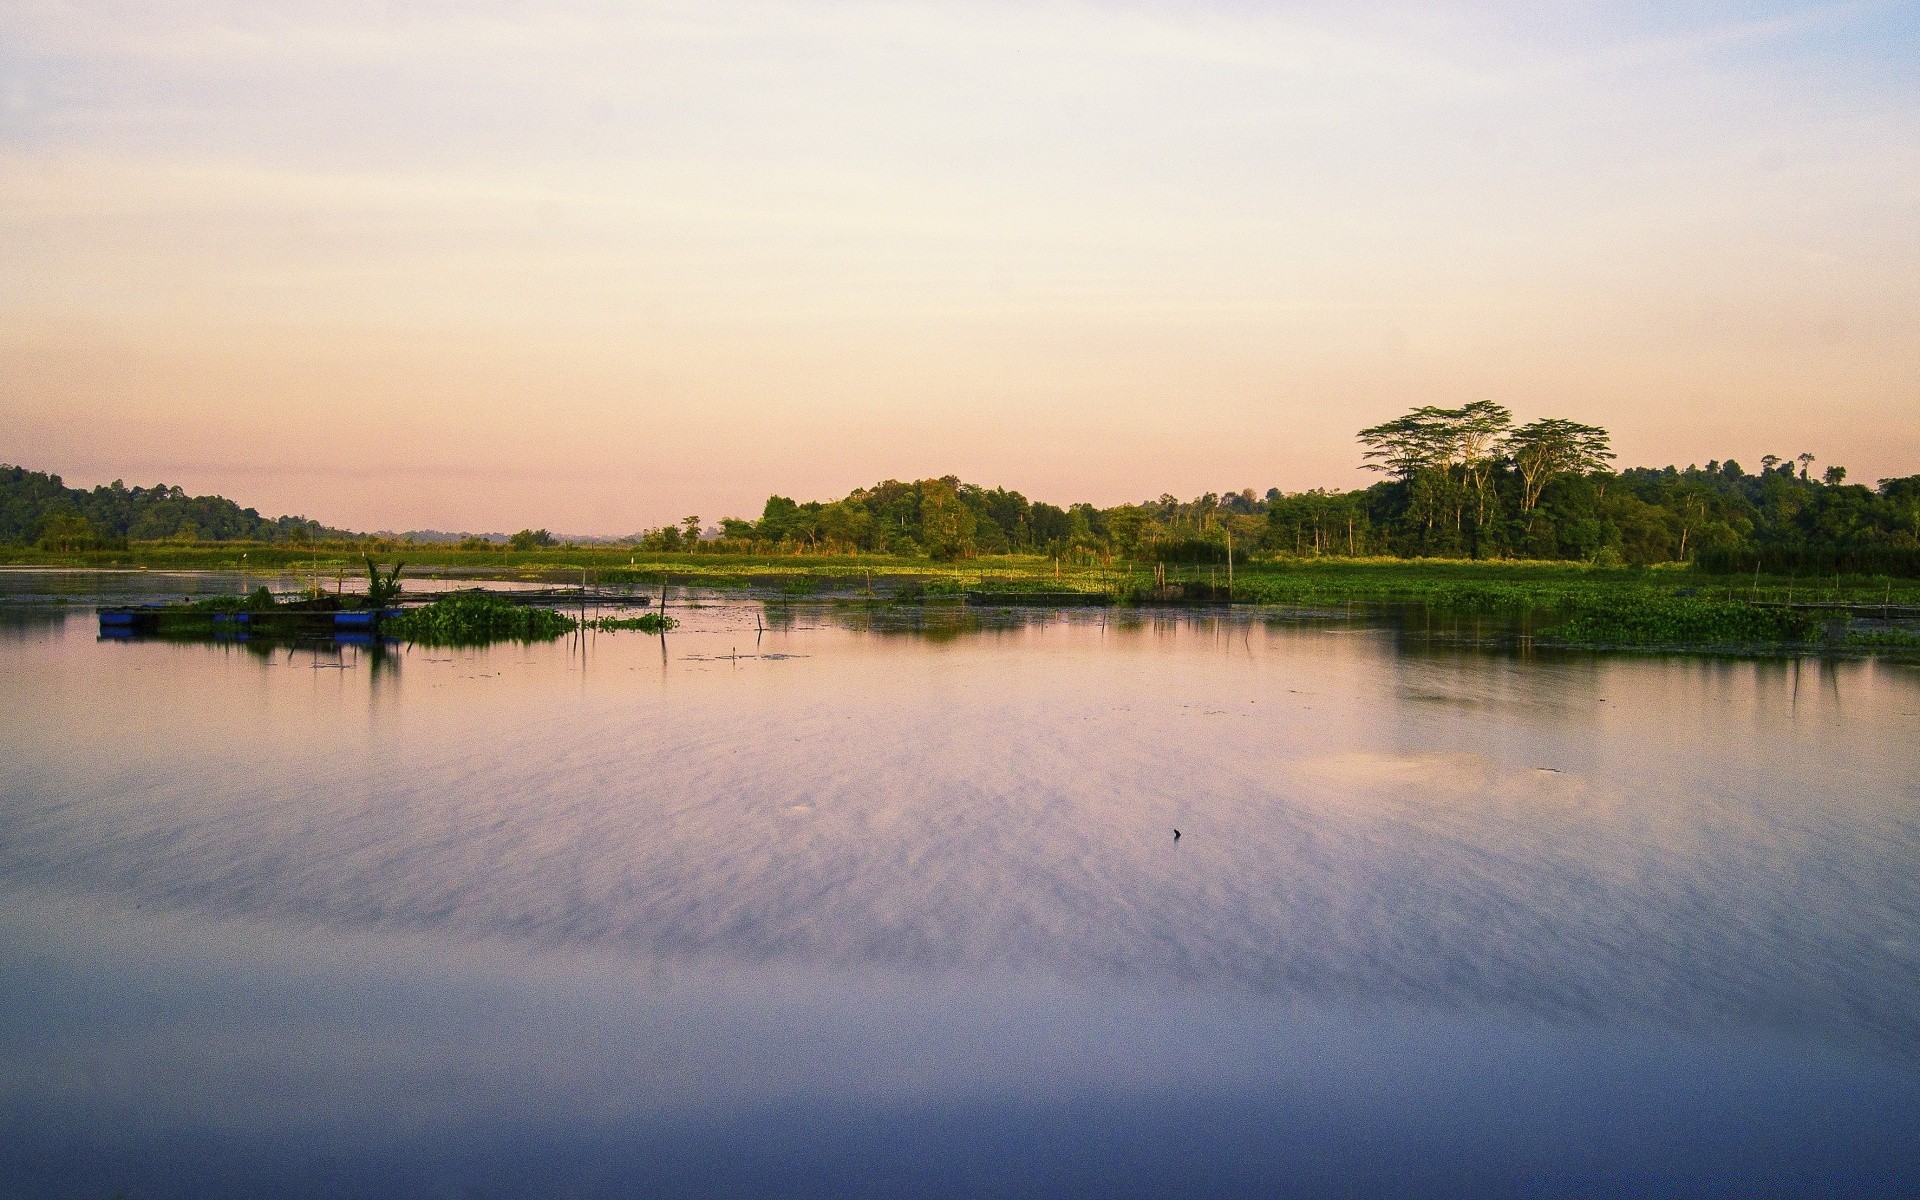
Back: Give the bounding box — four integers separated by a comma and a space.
386, 594, 577, 646
592, 613, 678, 633
1540, 597, 1819, 647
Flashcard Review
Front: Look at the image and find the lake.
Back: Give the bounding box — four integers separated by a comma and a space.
2, 571, 1917, 1196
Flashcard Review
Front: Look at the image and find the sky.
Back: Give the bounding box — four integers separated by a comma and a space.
2, 1, 1916, 534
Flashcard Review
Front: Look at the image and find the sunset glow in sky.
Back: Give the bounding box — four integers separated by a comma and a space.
3, 2, 1916, 533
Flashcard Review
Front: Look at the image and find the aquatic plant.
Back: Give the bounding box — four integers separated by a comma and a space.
592, 613, 678, 632
386, 594, 575, 645
1846, 628, 1920, 649
1539, 598, 1818, 646
364, 558, 404, 608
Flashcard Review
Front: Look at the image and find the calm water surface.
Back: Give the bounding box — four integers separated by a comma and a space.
2, 574, 1917, 1196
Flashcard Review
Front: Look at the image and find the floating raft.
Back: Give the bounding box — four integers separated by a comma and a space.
99, 605, 403, 639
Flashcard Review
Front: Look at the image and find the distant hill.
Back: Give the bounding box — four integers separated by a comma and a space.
0, 464, 348, 547
372, 530, 511, 545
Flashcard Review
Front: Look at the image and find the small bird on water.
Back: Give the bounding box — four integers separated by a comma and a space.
1173, 829, 1182, 842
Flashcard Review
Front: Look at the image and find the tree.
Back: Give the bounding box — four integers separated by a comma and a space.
1455, 400, 1513, 533
508, 528, 553, 551
917, 478, 976, 560
758, 496, 800, 542
1104, 505, 1150, 556
1507, 419, 1614, 513
1823, 465, 1846, 487
37, 512, 97, 551
681, 515, 702, 544
1357, 407, 1454, 481
818, 500, 871, 549
640, 524, 683, 551
1668, 482, 1723, 561
1881, 475, 1920, 542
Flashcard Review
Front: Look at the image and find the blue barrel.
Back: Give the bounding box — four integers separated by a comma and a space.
99, 610, 135, 626
334, 611, 376, 629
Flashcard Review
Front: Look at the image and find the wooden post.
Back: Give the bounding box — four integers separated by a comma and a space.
1226, 526, 1234, 600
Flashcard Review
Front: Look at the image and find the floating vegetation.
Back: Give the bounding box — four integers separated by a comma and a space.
592, 613, 678, 633
1539, 597, 1818, 647
185, 586, 288, 613
1224, 573, 1627, 611
386, 594, 576, 646
1846, 628, 1920, 649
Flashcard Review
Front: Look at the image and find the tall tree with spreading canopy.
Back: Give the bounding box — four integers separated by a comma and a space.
1454, 400, 1514, 532
1357, 407, 1455, 481
1507, 419, 1615, 513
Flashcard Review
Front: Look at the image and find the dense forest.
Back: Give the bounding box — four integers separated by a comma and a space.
626, 404, 1920, 574
10, 402, 1920, 574
0, 466, 339, 550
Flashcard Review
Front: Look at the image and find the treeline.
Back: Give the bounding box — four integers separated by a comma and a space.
654, 404, 1920, 574
12, 412, 1920, 575
615, 478, 1103, 560
0, 466, 340, 549
1338, 404, 1920, 572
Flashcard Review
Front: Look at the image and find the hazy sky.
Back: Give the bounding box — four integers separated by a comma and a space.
3, 1, 1916, 533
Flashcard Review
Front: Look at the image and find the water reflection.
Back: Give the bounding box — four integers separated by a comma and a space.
1, 582, 1917, 1194
4, 596, 1916, 1050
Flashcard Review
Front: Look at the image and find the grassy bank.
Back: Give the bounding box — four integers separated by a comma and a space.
11, 543, 1920, 602
22, 544, 1920, 650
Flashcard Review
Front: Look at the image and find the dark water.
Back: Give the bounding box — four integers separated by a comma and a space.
2, 575, 1917, 1196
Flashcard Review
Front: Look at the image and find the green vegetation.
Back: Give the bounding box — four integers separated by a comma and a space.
88, 554, 1920, 653
13, 406, 1920, 654
1, 465, 340, 547
365, 557, 405, 608
602, 415, 1920, 576
386, 594, 576, 646
1539, 597, 1819, 647
592, 613, 678, 633
10, 413, 1919, 577
385, 595, 679, 643
1846, 628, 1920, 649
